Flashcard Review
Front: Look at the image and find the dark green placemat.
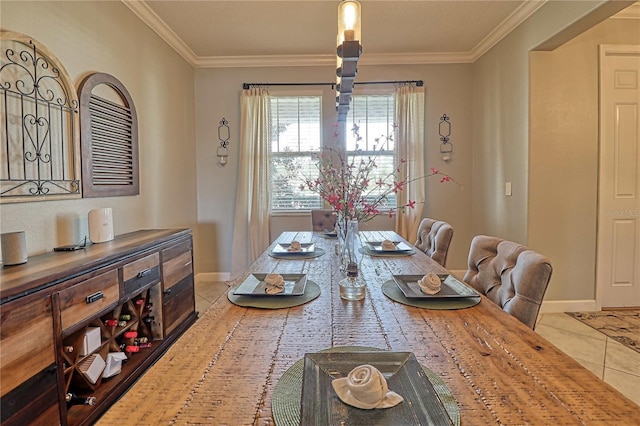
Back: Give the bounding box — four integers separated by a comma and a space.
382, 280, 480, 310
269, 248, 326, 259
272, 346, 460, 426
359, 247, 415, 257
227, 281, 321, 309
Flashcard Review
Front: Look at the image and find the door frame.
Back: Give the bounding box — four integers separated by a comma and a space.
595, 44, 640, 309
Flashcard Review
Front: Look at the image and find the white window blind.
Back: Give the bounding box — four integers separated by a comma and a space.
270, 96, 322, 210
346, 94, 397, 207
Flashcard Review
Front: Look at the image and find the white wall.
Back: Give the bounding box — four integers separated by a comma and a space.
530, 17, 640, 301
1, 2, 198, 263
195, 64, 474, 273
471, 0, 630, 304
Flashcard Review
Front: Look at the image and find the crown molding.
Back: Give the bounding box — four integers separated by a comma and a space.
469, 0, 547, 62
195, 52, 474, 68
123, 0, 546, 69
122, 0, 198, 66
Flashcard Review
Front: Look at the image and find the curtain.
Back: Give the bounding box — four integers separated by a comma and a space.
395, 85, 425, 242
231, 88, 271, 278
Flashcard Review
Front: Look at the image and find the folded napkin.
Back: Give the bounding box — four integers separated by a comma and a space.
287, 241, 302, 252
264, 274, 285, 295
418, 273, 441, 295
332, 364, 404, 410
381, 239, 396, 250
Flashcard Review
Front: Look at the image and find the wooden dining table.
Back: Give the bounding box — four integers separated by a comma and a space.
99, 230, 640, 425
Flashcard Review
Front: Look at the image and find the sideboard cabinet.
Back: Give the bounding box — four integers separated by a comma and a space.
0, 229, 197, 426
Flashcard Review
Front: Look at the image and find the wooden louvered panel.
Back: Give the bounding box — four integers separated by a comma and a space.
79, 72, 139, 197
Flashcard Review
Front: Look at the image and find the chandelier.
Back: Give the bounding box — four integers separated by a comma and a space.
336, 0, 362, 121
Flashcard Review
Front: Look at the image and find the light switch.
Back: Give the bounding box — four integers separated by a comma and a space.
505, 182, 512, 196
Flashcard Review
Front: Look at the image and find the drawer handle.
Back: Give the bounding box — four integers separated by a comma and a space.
137, 268, 152, 278
85, 291, 104, 304
163, 289, 172, 296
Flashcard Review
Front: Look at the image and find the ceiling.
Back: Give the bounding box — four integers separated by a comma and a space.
124, 0, 539, 67
122, 1, 637, 68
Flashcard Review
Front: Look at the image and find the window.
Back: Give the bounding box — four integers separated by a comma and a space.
346, 94, 397, 207
269, 96, 322, 210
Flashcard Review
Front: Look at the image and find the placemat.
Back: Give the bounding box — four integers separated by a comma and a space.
382, 280, 480, 310
359, 247, 415, 257
227, 281, 321, 309
269, 247, 326, 259
272, 346, 460, 426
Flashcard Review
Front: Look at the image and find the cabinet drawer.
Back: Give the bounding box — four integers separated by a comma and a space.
59, 270, 119, 331
1, 364, 59, 426
0, 295, 55, 397
163, 251, 193, 291
123, 253, 160, 295
163, 275, 194, 335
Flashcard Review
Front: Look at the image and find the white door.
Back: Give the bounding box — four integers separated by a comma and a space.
597, 45, 640, 308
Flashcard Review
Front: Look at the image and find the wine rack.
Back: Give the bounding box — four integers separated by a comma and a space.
0, 229, 197, 426
63, 283, 163, 425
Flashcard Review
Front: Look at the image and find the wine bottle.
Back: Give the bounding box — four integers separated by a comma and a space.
63, 345, 74, 353
134, 336, 148, 344
143, 316, 155, 324
123, 345, 140, 353
66, 392, 96, 407
119, 314, 131, 321
124, 331, 138, 339
118, 320, 127, 327
137, 342, 152, 349
105, 319, 118, 327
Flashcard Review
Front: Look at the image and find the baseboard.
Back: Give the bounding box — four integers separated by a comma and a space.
539, 300, 598, 313
195, 272, 231, 283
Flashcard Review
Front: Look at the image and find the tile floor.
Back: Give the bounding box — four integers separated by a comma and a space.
536, 312, 640, 406
194, 281, 640, 407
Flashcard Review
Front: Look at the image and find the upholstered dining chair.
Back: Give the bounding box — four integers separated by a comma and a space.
414, 218, 454, 267
463, 235, 553, 330
311, 209, 337, 232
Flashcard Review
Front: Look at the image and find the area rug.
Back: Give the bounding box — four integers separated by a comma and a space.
567, 310, 640, 354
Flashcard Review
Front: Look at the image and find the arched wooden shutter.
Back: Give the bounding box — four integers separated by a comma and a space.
78, 72, 139, 197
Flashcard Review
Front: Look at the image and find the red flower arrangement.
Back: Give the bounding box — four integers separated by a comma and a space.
302, 124, 460, 226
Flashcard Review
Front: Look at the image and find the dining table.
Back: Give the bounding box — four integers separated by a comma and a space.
98, 230, 640, 425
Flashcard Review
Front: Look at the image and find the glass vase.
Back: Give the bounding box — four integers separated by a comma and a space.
339, 272, 366, 301
339, 219, 358, 274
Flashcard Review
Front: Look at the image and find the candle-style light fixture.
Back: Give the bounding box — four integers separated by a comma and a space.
217, 117, 230, 166
336, 0, 362, 121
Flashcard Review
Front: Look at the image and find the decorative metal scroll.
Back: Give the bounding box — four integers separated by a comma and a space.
439, 114, 453, 154
0, 31, 80, 202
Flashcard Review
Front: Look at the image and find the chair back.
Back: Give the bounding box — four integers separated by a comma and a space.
311, 209, 337, 232
414, 218, 454, 267
463, 235, 553, 329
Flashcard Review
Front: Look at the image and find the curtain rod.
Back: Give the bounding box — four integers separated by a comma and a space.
242, 80, 423, 90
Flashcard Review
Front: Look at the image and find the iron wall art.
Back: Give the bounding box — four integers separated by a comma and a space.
439, 114, 453, 162
0, 31, 81, 203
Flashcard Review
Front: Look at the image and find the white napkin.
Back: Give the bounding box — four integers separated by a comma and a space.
381, 239, 396, 250
287, 240, 302, 252
418, 273, 441, 295
264, 274, 285, 295
332, 364, 404, 409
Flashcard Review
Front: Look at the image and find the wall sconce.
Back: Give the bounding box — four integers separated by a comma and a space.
336, 0, 362, 121
439, 114, 453, 162
217, 118, 230, 166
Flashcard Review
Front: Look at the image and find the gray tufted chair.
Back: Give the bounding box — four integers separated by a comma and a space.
463, 235, 553, 330
414, 218, 454, 267
311, 209, 337, 232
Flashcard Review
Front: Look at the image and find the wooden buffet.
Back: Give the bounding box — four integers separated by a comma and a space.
97, 230, 640, 425
0, 229, 197, 426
